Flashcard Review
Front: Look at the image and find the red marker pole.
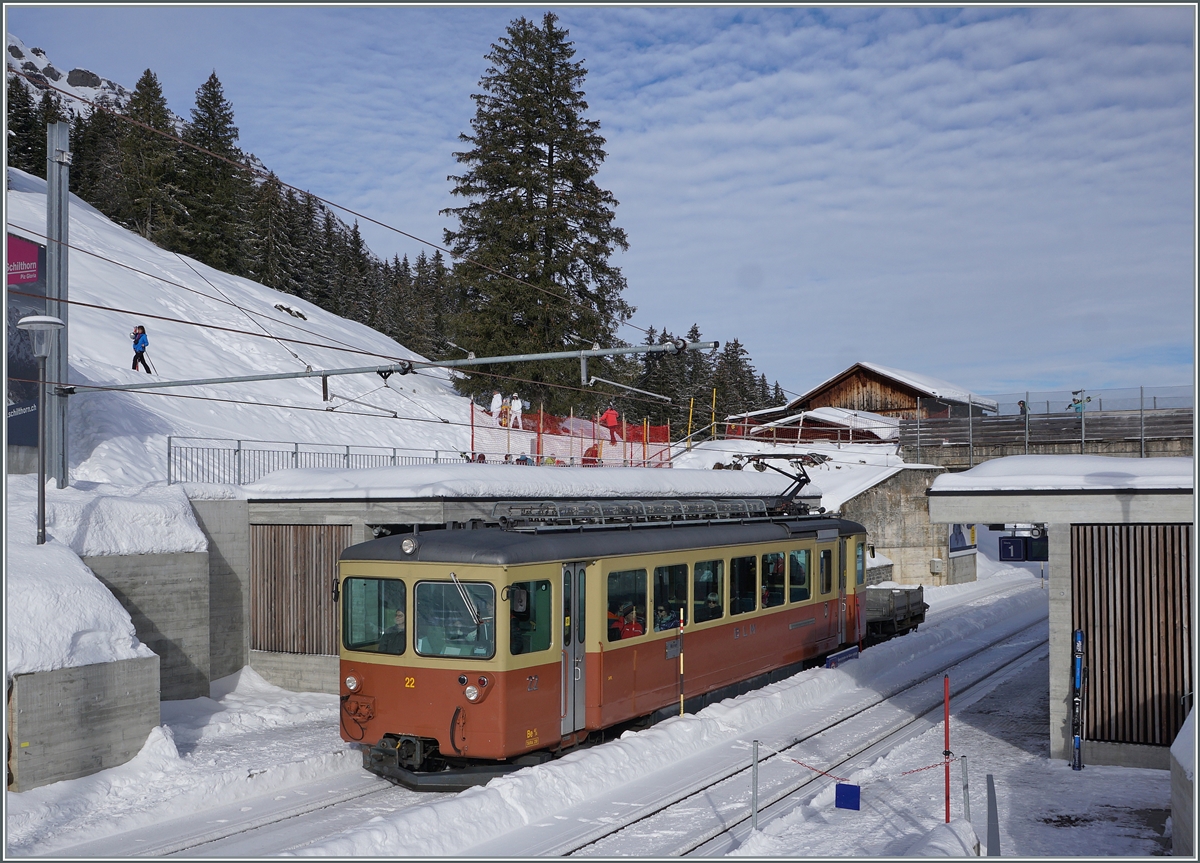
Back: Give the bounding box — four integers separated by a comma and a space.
944, 674, 951, 823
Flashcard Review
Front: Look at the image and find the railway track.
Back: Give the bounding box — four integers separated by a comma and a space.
586, 623, 1048, 857
457, 601, 1048, 857
50, 581, 1046, 859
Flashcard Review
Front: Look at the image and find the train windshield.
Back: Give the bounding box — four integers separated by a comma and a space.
414, 580, 496, 659
342, 577, 406, 654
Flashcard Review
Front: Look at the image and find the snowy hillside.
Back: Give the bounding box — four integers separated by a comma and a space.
7, 168, 476, 486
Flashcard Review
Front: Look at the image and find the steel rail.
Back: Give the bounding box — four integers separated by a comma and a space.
556, 618, 1048, 857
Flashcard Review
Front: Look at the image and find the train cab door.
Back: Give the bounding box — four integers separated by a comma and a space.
837, 538, 847, 644
561, 562, 588, 736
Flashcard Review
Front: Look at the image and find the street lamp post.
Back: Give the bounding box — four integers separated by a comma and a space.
17, 315, 65, 544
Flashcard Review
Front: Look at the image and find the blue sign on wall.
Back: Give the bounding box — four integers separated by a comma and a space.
7, 399, 37, 447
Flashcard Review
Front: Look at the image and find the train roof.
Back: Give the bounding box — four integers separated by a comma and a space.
340, 516, 867, 567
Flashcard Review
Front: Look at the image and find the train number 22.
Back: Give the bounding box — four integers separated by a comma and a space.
404, 677, 415, 689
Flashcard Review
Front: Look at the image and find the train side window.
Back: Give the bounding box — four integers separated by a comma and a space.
819, 549, 833, 595
730, 556, 757, 615
509, 579, 552, 655
789, 550, 811, 602
342, 577, 406, 654
607, 569, 647, 641
414, 580, 496, 659
761, 553, 785, 608
693, 560, 724, 622
856, 542, 865, 586
652, 564, 688, 631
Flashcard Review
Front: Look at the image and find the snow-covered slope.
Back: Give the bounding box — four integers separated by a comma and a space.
7, 168, 475, 486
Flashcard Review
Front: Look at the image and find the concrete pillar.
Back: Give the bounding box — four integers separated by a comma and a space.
190, 499, 250, 683
1047, 522, 1073, 762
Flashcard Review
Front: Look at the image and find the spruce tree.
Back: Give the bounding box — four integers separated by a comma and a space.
246, 172, 295, 292
25, 89, 67, 176
69, 102, 125, 215
119, 69, 181, 243
443, 12, 632, 414
6, 75, 39, 174
177, 72, 251, 274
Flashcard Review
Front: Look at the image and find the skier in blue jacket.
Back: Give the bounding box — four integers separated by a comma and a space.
130, 325, 151, 373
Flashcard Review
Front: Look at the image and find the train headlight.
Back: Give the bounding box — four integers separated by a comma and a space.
400, 537, 418, 555
345, 674, 361, 692
464, 684, 480, 702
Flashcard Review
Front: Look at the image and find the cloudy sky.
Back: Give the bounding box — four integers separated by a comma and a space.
6, 5, 1195, 397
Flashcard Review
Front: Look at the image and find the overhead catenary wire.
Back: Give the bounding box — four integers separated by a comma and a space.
6, 224, 416, 369
174, 252, 312, 369
9, 68, 656, 345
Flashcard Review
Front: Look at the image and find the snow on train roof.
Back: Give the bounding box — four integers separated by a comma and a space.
240, 463, 817, 501
342, 516, 865, 565
929, 454, 1194, 492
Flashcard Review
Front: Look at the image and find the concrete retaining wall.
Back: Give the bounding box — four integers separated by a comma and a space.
865, 564, 893, 585
839, 467, 970, 586
249, 650, 338, 694
190, 499, 250, 681
902, 435, 1192, 469
1171, 755, 1193, 856
83, 552, 210, 701
7, 655, 160, 791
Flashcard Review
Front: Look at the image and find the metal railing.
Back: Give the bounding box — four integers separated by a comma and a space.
167, 436, 669, 485
167, 437, 443, 485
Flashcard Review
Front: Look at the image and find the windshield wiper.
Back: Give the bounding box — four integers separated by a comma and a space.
450, 572, 483, 625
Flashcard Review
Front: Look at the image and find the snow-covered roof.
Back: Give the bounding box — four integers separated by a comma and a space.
723, 405, 791, 422
803, 407, 900, 440
240, 463, 818, 502
930, 455, 1194, 493
788, 362, 999, 413
741, 407, 900, 442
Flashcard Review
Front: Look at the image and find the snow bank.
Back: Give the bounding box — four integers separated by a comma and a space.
866, 549, 893, 569
240, 462, 799, 500
1171, 708, 1194, 782
291, 575, 1047, 857
904, 819, 981, 856
6, 475, 207, 556
4, 667, 355, 856
930, 454, 1194, 492
5, 477, 156, 680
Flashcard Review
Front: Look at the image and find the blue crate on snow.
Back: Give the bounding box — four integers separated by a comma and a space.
835, 782, 860, 810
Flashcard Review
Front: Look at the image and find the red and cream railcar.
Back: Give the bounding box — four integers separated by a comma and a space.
337, 510, 869, 789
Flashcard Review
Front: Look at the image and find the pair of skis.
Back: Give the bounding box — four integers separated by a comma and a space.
1071, 629, 1087, 771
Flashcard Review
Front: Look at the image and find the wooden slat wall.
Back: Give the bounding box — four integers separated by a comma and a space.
250, 524, 351, 655
1072, 523, 1192, 746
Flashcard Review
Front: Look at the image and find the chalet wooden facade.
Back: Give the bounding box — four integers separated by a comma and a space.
785, 362, 997, 420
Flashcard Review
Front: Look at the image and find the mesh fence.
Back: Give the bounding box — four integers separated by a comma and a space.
984, 385, 1192, 416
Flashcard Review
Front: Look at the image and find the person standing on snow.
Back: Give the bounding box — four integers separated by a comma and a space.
600, 404, 620, 444
130, 325, 151, 373
509, 393, 523, 430
490, 389, 504, 426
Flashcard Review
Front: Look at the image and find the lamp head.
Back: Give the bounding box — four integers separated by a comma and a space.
16, 315, 64, 359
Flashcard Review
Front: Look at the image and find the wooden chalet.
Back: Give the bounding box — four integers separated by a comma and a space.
784, 362, 998, 420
